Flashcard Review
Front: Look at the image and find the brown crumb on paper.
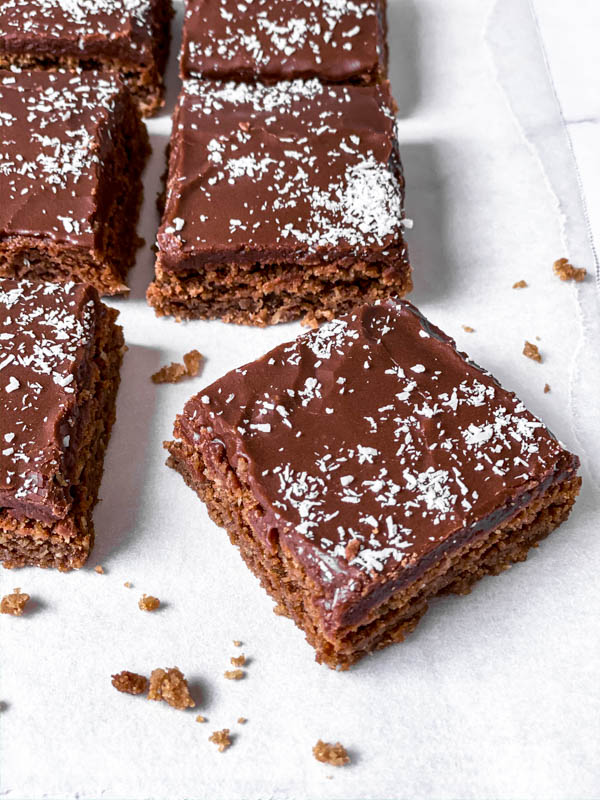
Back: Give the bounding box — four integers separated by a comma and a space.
0, 588, 30, 616
553, 258, 586, 282
224, 669, 245, 680
237, 717, 247, 724
151, 349, 203, 384
230, 654, 246, 668
138, 594, 160, 612
209, 728, 232, 752
124, 582, 132, 588
148, 667, 196, 710
523, 341, 542, 362
94, 565, 104, 574
233, 640, 242, 647
544, 383, 551, 393
462, 325, 475, 333
196, 715, 207, 723
512, 280, 528, 289
312, 740, 351, 767
111, 670, 148, 695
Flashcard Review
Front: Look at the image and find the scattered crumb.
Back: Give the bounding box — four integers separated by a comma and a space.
345, 538, 361, 561
326, 776, 333, 780
151, 349, 204, 384
0, 588, 30, 616
124, 582, 132, 588
94, 565, 104, 574
148, 667, 196, 710
237, 717, 247, 724
462, 325, 475, 333
196, 715, 207, 723
512, 279, 528, 289
224, 669, 245, 680
111, 670, 148, 695
209, 728, 232, 752
233, 640, 242, 647
553, 258, 586, 282
523, 341, 542, 362
230, 654, 246, 668
313, 740, 351, 767
544, 383, 551, 393
138, 594, 160, 612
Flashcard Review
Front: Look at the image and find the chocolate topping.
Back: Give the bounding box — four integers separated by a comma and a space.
0, 0, 157, 66
174, 300, 579, 631
158, 79, 406, 271
0, 278, 101, 523
0, 70, 128, 250
181, 0, 386, 83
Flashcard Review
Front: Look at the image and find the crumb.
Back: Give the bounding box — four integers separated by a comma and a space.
345, 539, 361, 561
209, 728, 232, 752
553, 258, 586, 282
233, 640, 242, 647
523, 341, 542, 362
151, 349, 203, 384
111, 670, 148, 695
237, 717, 247, 724
512, 280, 528, 289
224, 669, 245, 680
462, 325, 475, 333
313, 740, 351, 767
0, 588, 30, 616
148, 667, 196, 710
124, 582, 132, 588
94, 565, 104, 574
138, 594, 160, 612
230, 654, 246, 667
544, 383, 551, 393
196, 715, 207, 723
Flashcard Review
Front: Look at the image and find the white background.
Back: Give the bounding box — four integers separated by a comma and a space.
1, 1, 599, 798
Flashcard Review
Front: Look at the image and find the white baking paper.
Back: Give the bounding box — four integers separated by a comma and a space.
1, 2, 599, 798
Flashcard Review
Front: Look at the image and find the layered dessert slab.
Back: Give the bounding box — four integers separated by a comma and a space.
0, 70, 149, 295
147, 79, 411, 326
166, 299, 581, 669
0, 279, 124, 571
181, 0, 388, 85
0, 0, 173, 116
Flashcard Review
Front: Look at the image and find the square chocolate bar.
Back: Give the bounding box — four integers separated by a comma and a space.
0, 279, 124, 571
166, 300, 581, 668
148, 79, 411, 325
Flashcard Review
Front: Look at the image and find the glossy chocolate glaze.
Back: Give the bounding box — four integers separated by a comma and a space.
0, 70, 128, 251
158, 78, 407, 271
181, 0, 386, 83
0, 279, 102, 523
173, 300, 579, 632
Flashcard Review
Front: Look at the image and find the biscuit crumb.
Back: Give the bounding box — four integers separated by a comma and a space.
523, 341, 542, 362
111, 670, 148, 695
94, 565, 104, 574
209, 728, 232, 752
138, 594, 160, 612
462, 325, 475, 333
553, 258, 586, 282
544, 383, 551, 393
230, 654, 246, 667
313, 740, 351, 767
512, 280, 528, 289
237, 717, 247, 724
151, 349, 203, 384
233, 640, 242, 647
345, 538, 361, 561
196, 715, 207, 723
148, 667, 196, 710
224, 669, 245, 680
0, 588, 30, 616
124, 582, 132, 588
